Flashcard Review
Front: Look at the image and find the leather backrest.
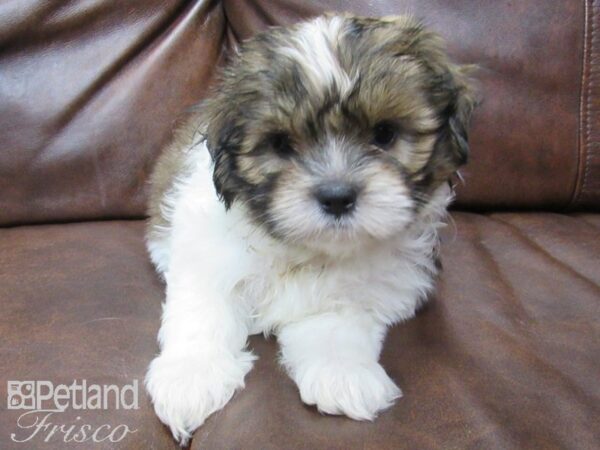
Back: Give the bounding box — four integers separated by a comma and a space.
0, 1, 597, 226
0, 0, 226, 225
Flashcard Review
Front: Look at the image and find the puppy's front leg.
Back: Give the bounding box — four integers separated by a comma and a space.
279, 310, 401, 420
145, 242, 254, 446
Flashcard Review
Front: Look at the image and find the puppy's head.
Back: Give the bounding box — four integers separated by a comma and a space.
201, 15, 475, 251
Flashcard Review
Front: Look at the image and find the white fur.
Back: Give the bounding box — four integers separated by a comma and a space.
268, 136, 417, 252
145, 15, 454, 445
279, 16, 353, 96
145, 136, 451, 445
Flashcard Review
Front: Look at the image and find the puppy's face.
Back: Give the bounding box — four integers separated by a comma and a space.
202, 15, 474, 250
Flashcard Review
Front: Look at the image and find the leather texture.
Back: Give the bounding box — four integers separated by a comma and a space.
0, 0, 226, 226
572, 0, 600, 209
1, 1, 599, 449
1, 216, 598, 449
0, 0, 598, 227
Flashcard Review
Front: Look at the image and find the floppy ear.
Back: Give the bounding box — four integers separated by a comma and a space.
435, 71, 475, 168
196, 97, 245, 209
210, 142, 235, 209
207, 119, 245, 209
422, 63, 477, 187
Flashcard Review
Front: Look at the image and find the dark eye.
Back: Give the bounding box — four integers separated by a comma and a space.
372, 122, 398, 149
269, 132, 294, 157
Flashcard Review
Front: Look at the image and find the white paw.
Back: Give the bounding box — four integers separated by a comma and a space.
145, 351, 255, 446
294, 360, 402, 421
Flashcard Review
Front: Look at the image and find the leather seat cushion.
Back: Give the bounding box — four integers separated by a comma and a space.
1, 214, 598, 449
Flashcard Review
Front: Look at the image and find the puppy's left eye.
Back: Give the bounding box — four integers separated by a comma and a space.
372, 122, 398, 149
269, 132, 294, 157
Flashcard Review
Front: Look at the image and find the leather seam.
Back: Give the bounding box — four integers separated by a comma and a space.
573, 0, 599, 208
571, 0, 591, 208
581, 0, 599, 204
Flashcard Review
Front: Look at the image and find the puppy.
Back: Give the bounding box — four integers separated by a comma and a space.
145, 14, 474, 445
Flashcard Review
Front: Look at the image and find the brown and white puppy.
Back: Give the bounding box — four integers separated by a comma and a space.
145, 14, 474, 446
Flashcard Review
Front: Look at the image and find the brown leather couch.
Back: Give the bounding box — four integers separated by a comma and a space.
1, 1, 598, 449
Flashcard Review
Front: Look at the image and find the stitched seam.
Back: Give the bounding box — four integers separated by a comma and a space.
580, 0, 598, 203
572, 0, 591, 208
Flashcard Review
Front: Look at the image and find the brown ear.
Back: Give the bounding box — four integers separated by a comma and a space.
190, 96, 245, 209
435, 73, 476, 168
208, 118, 245, 209
409, 61, 477, 194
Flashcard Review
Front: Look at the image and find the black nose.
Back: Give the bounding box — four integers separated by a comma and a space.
315, 182, 357, 218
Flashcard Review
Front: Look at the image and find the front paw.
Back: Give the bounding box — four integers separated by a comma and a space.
294, 360, 402, 421
145, 351, 254, 446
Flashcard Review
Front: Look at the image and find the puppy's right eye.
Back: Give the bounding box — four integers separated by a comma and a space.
372, 121, 398, 149
269, 132, 294, 157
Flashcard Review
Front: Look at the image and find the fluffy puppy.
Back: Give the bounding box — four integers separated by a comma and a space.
145, 14, 474, 446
